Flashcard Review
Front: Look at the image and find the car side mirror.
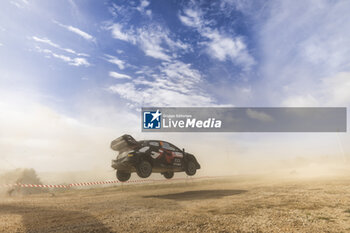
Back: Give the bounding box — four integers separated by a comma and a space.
182, 148, 185, 153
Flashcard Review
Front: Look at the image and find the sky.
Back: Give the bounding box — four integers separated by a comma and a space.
0, 0, 349, 174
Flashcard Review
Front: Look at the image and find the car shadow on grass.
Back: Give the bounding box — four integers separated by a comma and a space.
143, 189, 247, 201
0, 204, 112, 233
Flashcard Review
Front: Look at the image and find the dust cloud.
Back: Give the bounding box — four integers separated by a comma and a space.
0, 168, 46, 196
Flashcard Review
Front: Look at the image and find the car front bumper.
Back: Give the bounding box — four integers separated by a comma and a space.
111, 156, 137, 171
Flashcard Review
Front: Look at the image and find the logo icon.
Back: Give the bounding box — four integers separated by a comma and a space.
143, 109, 162, 129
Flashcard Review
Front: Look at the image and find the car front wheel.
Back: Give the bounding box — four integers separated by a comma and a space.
185, 160, 197, 176
116, 170, 131, 182
136, 160, 152, 178
162, 171, 174, 179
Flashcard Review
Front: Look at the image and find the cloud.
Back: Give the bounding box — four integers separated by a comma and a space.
179, 7, 254, 69
136, 0, 152, 17
108, 60, 214, 106
178, 8, 202, 28
109, 23, 136, 43
105, 54, 126, 70
108, 2, 131, 18
32, 36, 89, 57
0, 91, 139, 172
136, 26, 172, 61
283, 72, 350, 107
109, 82, 213, 107
256, 1, 350, 107
70, 57, 90, 67
322, 72, 350, 105
35, 46, 90, 67
108, 23, 189, 61
282, 95, 319, 107
54, 21, 96, 42
32, 36, 90, 66
10, 0, 28, 8
32, 36, 59, 48
109, 71, 131, 79
65, 25, 95, 41
203, 30, 254, 67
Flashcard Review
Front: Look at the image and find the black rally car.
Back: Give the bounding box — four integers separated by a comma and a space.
111, 134, 200, 181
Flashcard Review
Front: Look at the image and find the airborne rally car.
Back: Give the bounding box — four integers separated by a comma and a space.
111, 134, 200, 182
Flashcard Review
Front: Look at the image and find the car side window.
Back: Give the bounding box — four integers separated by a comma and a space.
149, 141, 159, 147
161, 142, 176, 151
170, 143, 182, 152
138, 146, 150, 153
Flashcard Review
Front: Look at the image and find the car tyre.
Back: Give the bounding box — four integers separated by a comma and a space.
185, 160, 197, 176
136, 160, 152, 178
116, 170, 131, 182
163, 171, 174, 179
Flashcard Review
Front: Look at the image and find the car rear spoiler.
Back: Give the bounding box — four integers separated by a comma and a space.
110, 134, 139, 152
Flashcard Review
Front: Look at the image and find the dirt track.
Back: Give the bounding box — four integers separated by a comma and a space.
1, 176, 350, 233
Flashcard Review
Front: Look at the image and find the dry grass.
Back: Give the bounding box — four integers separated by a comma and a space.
1, 175, 350, 232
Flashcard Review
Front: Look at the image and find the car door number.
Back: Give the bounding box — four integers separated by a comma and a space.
173, 158, 181, 166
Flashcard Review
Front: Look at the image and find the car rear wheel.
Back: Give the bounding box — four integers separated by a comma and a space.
162, 171, 174, 179
185, 160, 197, 176
116, 170, 131, 182
136, 160, 152, 178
